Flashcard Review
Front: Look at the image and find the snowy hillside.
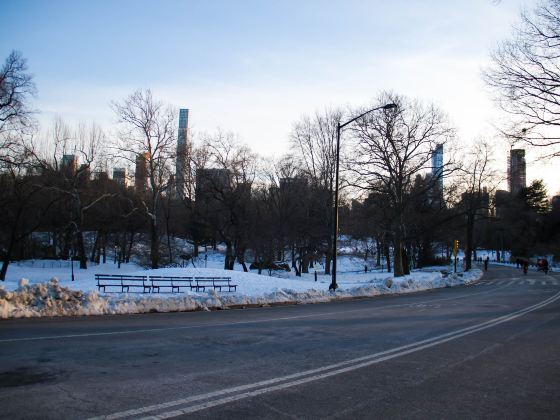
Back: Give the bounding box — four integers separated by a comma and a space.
0, 254, 483, 319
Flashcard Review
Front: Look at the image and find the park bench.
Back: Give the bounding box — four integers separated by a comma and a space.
148, 276, 194, 293
95, 274, 151, 293
148, 276, 237, 293
190, 277, 237, 292
95, 274, 237, 293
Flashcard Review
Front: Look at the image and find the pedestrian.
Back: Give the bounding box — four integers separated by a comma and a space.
523, 260, 529, 275
543, 258, 549, 274
484, 256, 489, 271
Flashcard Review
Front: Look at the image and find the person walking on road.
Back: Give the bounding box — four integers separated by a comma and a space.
484, 256, 489, 271
523, 260, 529, 275
542, 258, 549, 274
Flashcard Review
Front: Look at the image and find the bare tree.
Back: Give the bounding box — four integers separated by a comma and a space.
0, 50, 36, 137
0, 141, 62, 280
195, 131, 258, 270
31, 119, 110, 269
453, 140, 500, 271
112, 89, 177, 269
347, 92, 455, 277
484, 0, 560, 156
290, 108, 343, 273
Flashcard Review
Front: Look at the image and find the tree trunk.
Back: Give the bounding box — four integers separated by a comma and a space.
167, 231, 173, 264
236, 246, 248, 272
393, 237, 404, 277
51, 231, 58, 259
402, 246, 410, 275
90, 231, 100, 262
61, 228, 71, 260
384, 242, 391, 272
376, 238, 381, 266
301, 250, 309, 273
150, 218, 159, 269
224, 242, 235, 270
238, 256, 248, 272
101, 232, 107, 264
126, 232, 135, 263
0, 256, 9, 282
193, 240, 199, 257
0, 233, 16, 281
324, 251, 332, 275
76, 229, 88, 269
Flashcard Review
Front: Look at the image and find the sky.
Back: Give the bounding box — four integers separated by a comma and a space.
2, 0, 558, 194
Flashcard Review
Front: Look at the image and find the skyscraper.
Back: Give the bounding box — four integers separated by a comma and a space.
113, 167, 127, 188
61, 154, 78, 177
431, 143, 444, 191
176, 108, 190, 198
135, 152, 149, 193
508, 148, 526, 195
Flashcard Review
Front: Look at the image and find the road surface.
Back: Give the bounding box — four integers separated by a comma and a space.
1, 265, 559, 419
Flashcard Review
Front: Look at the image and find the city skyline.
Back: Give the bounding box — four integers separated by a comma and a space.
1, 0, 558, 193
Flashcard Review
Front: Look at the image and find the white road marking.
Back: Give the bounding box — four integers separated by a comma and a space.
90, 290, 560, 420
0, 286, 510, 343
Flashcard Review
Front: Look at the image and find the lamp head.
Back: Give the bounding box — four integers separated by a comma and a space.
382, 103, 398, 110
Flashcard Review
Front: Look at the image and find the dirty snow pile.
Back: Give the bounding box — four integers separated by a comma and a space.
0, 266, 482, 319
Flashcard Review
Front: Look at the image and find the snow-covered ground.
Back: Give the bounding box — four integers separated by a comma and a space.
0, 253, 483, 319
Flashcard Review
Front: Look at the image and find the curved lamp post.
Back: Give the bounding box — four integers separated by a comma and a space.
329, 103, 398, 292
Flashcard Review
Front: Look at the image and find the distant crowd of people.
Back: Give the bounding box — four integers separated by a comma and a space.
477, 256, 550, 275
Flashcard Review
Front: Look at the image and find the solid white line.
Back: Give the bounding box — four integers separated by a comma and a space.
0, 285, 509, 344
91, 290, 560, 420
156, 291, 558, 418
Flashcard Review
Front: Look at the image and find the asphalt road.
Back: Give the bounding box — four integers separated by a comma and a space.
1, 265, 560, 419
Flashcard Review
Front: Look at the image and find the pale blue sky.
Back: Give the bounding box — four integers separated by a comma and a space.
3, 0, 557, 192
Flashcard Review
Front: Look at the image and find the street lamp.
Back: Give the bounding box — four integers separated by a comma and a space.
329, 102, 397, 291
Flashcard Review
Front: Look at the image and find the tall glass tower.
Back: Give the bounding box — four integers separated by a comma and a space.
431, 143, 444, 191
176, 109, 190, 198
508, 148, 526, 195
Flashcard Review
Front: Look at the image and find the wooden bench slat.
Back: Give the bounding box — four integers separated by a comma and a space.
96, 274, 236, 293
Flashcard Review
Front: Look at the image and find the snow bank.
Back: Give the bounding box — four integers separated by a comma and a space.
0, 267, 483, 319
